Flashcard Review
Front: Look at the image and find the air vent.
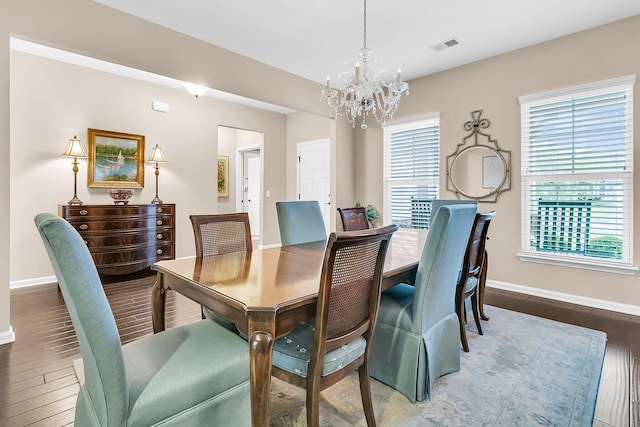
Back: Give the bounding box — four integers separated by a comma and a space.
430, 38, 461, 52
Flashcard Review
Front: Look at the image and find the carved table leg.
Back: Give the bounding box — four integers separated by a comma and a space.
250, 331, 274, 427
248, 314, 275, 427
479, 249, 489, 321
152, 273, 167, 333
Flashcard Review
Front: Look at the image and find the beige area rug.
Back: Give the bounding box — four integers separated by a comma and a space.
73, 306, 606, 426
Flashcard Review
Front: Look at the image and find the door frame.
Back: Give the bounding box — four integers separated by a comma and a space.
236, 145, 261, 238
297, 138, 331, 234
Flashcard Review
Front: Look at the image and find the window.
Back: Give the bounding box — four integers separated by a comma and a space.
383, 116, 440, 229
519, 76, 635, 273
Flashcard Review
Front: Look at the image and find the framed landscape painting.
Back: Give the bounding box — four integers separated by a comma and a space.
87, 128, 145, 188
218, 155, 229, 197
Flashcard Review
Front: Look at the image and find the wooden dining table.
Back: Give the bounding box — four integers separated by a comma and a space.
150, 228, 427, 427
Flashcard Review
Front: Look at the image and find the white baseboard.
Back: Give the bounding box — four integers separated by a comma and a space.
0, 326, 15, 345
257, 243, 281, 249
487, 279, 640, 316
10, 275, 57, 289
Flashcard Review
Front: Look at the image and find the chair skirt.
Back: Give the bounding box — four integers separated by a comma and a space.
370, 313, 460, 403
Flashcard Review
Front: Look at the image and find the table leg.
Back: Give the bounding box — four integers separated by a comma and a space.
479, 250, 489, 321
247, 314, 275, 427
152, 273, 167, 333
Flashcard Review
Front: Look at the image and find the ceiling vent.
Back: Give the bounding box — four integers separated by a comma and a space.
430, 38, 461, 52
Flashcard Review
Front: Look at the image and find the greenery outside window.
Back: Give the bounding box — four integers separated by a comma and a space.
518, 75, 636, 274
383, 115, 440, 229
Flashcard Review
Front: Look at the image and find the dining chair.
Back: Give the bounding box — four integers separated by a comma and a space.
369, 204, 476, 402
34, 213, 251, 427
456, 211, 495, 352
271, 224, 398, 427
276, 200, 327, 245
189, 213, 252, 332
337, 206, 370, 231
429, 198, 477, 228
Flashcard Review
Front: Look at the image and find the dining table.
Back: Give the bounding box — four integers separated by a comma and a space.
151, 227, 427, 427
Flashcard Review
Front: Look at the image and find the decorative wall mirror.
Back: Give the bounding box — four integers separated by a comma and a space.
446, 110, 511, 202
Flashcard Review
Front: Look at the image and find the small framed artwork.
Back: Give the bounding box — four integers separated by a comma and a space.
87, 129, 145, 188
217, 155, 229, 197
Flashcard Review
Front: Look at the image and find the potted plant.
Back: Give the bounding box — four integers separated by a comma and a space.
355, 201, 379, 227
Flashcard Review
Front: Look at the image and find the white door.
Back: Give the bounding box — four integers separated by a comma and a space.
298, 139, 330, 234
247, 156, 261, 235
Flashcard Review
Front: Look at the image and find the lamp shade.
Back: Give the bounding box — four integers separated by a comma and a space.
61, 136, 88, 158
148, 144, 167, 163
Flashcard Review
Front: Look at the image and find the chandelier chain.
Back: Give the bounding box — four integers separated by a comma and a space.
363, 0, 367, 49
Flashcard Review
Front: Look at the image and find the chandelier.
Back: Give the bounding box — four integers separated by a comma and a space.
321, 0, 409, 129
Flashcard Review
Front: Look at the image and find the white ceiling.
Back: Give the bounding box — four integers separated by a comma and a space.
93, 0, 640, 85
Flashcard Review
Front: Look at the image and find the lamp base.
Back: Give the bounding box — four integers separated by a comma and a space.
68, 196, 83, 206
150, 196, 163, 205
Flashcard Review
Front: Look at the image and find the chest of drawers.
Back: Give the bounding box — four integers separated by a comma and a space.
58, 204, 175, 275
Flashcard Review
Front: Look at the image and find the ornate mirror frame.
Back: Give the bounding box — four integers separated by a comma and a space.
446, 110, 511, 202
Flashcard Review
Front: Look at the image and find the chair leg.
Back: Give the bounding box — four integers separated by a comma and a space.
479, 250, 490, 321
471, 292, 483, 336
458, 298, 470, 352
358, 363, 377, 427
306, 381, 321, 427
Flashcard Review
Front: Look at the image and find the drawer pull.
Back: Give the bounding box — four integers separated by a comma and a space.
79, 210, 88, 216
79, 224, 88, 230
83, 240, 88, 245
157, 207, 163, 213
156, 220, 163, 226
156, 234, 163, 240
156, 249, 163, 255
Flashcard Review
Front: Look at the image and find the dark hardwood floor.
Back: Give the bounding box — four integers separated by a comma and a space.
1, 273, 637, 426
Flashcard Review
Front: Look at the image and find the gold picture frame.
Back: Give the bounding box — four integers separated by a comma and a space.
217, 155, 229, 197
87, 128, 145, 188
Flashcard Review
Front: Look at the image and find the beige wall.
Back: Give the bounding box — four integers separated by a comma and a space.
0, 22, 10, 342
360, 14, 640, 308
10, 50, 288, 281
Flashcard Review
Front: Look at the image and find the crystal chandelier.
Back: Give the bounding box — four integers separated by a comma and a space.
321, 0, 409, 129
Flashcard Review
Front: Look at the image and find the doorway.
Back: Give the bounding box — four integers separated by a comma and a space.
297, 139, 331, 234
238, 147, 261, 237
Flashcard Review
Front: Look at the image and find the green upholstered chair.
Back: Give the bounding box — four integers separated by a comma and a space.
271, 224, 398, 427
34, 213, 251, 427
456, 211, 495, 352
276, 200, 327, 246
430, 198, 478, 228
369, 205, 477, 402
189, 212, 252, 332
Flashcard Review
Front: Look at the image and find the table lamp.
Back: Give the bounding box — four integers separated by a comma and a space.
61, 135, 88, 206
148, 144, 167, 204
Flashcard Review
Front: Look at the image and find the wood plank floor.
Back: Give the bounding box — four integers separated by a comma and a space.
1, 272, 637, 426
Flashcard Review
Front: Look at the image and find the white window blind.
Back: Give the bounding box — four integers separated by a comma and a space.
383, 117, 440, 228
519, 76, 635, 267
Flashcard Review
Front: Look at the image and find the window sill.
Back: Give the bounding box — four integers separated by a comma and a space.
516, 252, 639, 276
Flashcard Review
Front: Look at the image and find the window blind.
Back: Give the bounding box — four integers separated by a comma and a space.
520, 76, 634, 265
383, 118, 440, 229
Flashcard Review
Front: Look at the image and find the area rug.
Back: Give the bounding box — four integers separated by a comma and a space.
73, 306, 606, 426
269, 306, 606, 427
